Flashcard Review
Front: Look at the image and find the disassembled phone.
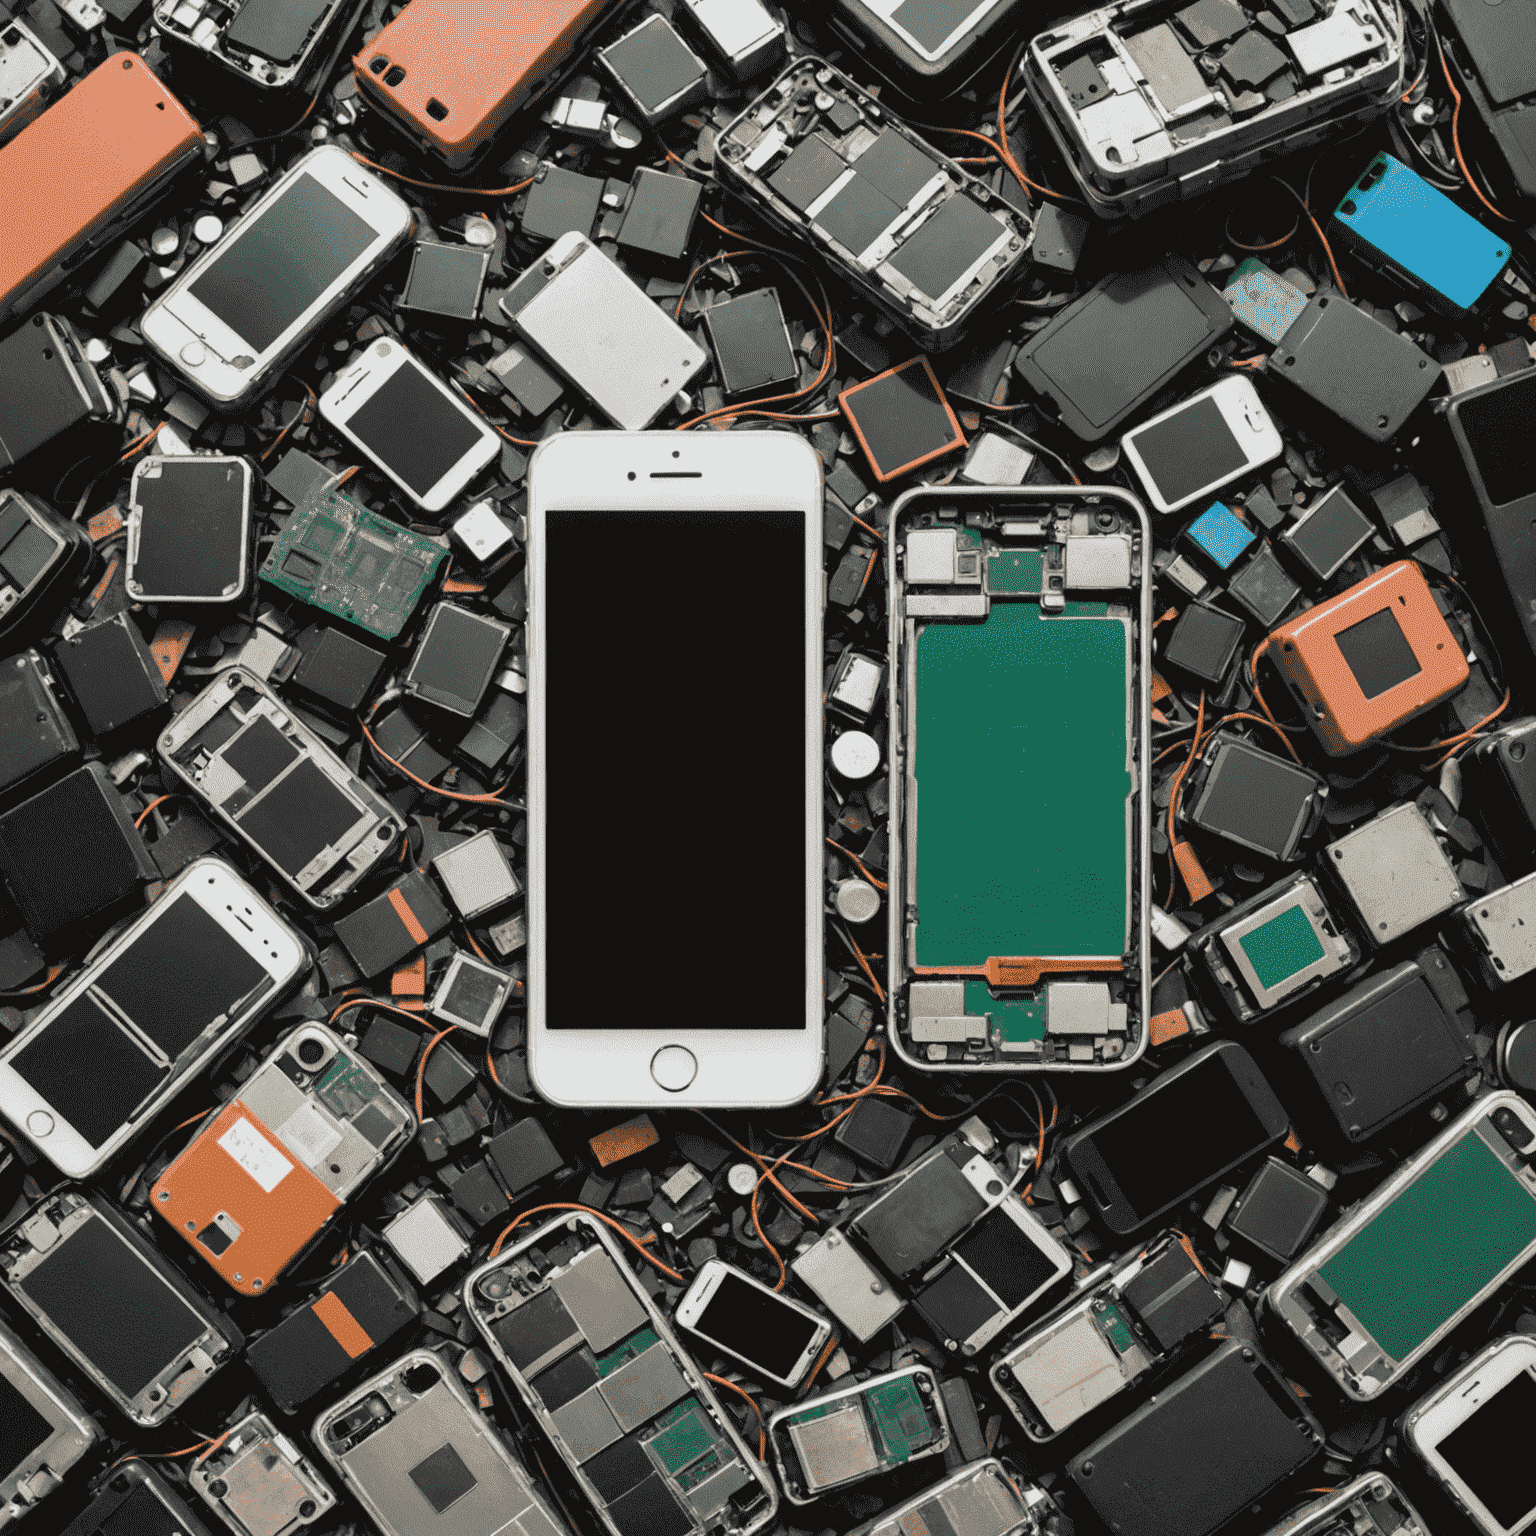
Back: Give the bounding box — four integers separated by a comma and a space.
0, 1319, 96, 1530
465, 1210, 780, 1536
152, 0, 367, 91
0, 22, 64, 149
768, 1364, 948, 1504
888, 484, 1150, 1073
152, 1023, 414, 1295
0, 1190, 243, 1427
0, 52, 203, 325
848, 1460, 1061, 1536
1268, 1091, 1536, 1400
356, 0, 611, 168
318, 340, 500, 514
158, 670, 405, 908
0, 857, 305, 1177
1121, 376, 1284, 515
1026, 0, 1401, 219
141, 146, 414, 408
1062, 1040, 1291, 1236
187, 1411, 336, 1536
126, 455, 253, 605
1260, 1475, 1433, 1536
525, 432, 823, 1109
673, 1259, 833, 1390
315, 1348, 570, 1536
714, 57, 1032, 351
990, 1230, 1225, 1442
1403, 1332, 1536, 1536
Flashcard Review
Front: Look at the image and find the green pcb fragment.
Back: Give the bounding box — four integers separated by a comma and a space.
913, 602, 1130, 967
316, 1052, 380, 1118
676, 1444, 730, 1491
649, 1399, 715, 1474
868, 1377, 934, 1462
1098, 1301, 1137, 1355
987, 550, 1045, 593
963, 980, 1045, 1042
596, 1328, 659, 1377
1238, 904, 1324, 990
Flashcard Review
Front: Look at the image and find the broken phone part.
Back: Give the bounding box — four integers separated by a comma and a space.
888, 485, 1150, 1073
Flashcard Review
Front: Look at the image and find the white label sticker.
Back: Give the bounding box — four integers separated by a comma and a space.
218, 1117, 293, 1194
279, 1103, 344, 1168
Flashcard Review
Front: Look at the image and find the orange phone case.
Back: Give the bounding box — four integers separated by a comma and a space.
1266, 560, 1470, 755
0, 53, 203, 326
153, 1100, 340, 1297
355, 0, 612, 169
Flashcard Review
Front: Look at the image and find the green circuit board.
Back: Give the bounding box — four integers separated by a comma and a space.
260, 486, 445, 640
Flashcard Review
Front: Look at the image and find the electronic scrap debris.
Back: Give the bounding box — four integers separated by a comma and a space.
6, 3, 1536, 1536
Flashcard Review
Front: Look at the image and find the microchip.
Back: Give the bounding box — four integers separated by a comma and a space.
283, 550, 320, 582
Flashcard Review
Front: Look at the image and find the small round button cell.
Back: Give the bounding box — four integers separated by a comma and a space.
831, 730, 880, 781
650, 1045, 697, 1092
25, 1111, 54, 1137
834, 878, 881, 924
179, 341, 207, 367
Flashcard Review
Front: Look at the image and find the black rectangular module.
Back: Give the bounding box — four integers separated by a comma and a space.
224, 0, 335, 65
334, 870, 452, 976
59, 1464, 211, 1536
0, 491, 91, 648
247, 1250, 418, 1411
52, 613, 168, 738
1119, 1240, 1225, 1353
1280, 484, 1375, 582
1067, 1339, 1321, 1536
1227, 1157, 1328, 1262
521, 166, 605, 244
402, 603, 511, 718
1186, 738, 1323, 861
0, 315, 117, 475
769, 135, 848, 212
850, 1147, 987, 1274
1268, 294, 1442, 443
1163, 601, 1246, 686
0, 650, 77, 797
291, 624, 387, 713
126, 456, 251, 605
839, 356, 965, 483
0, 764, 155, 940
1226, 545, 1299, 626
616, 168, 701, 262
1279, 954, 1476, 1142
399, 241, 490, 321
702, 288, 798, 397
1014, 255, 1234, 442
597, 14, 709, 124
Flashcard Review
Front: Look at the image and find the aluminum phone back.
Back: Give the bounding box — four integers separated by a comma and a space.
152, 1024, 413, 1296
0, 53, 202, 326
314, 1349, 571, 1536
0, 1320, 96, 1531
356, 0, 612, 169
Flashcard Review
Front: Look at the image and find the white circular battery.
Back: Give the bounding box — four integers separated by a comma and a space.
834, 878, 881, 924
831, 729, 880, 780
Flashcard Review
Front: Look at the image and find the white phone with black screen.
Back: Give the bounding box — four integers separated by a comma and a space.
526, 431, 824, 1108
141, 146, 413, 408
1405, 1333, 1536, 1536
0, 857, 306, 1177
675, 1259, 833, 1390
319, 339, 500, 514
1120, 375, 1284, 515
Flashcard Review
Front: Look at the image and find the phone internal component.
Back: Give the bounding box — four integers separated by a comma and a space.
189, 1412, 336, 1536
127, 455, 252, 604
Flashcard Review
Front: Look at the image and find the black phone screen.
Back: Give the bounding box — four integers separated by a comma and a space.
343, 360, 485, 497
1439, 1368, 1536, 1529
1076, 1047, 1275, 1222
1129, 396, 1249, 507
691, 1269, 821, 1380
542, 507, 807, 1028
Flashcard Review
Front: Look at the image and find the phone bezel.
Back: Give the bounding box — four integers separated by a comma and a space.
1061, 1039, 1289, 1235
0, 857, 306, 1177
1407, 1334, 1536, 1536
318, 340, 500, 513
525, 431, 824, 1109
140, 147, 412, 406
1120, 375, 1284, 515
675, 1258, 833, 1389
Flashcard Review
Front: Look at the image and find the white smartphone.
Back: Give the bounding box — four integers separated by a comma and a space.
1404, 1333, 1536, 1536
675, 1259, 833, 1390
141, 146, 413, 408
526, 431, 824, 1109
319, 339, 501, 513
1120, 375, 1284, 514
0, 857, 306, 1177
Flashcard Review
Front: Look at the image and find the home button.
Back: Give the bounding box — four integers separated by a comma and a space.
650, 1046, 697, 1092
25, 1111, 53, 1137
